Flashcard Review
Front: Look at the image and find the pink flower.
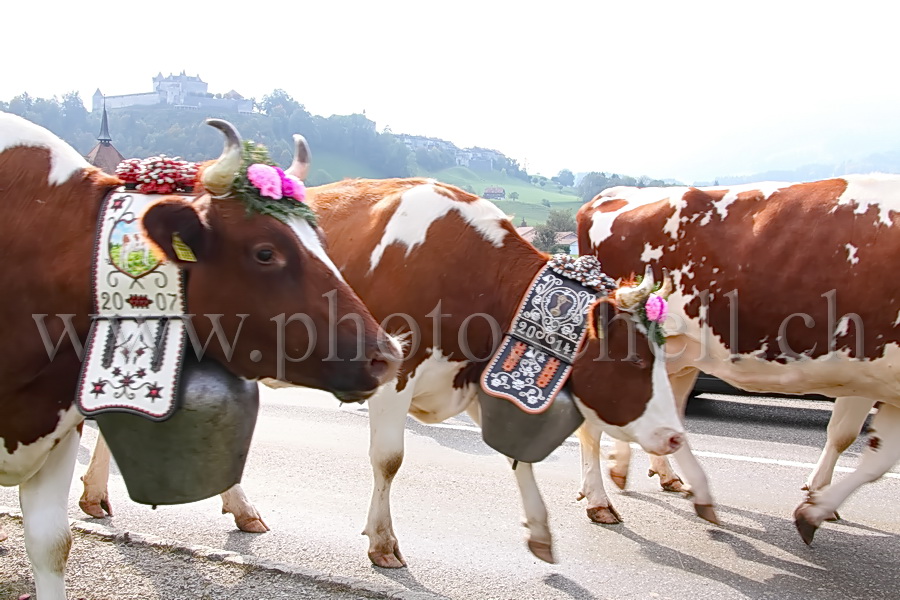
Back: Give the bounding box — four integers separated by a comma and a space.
247, 164, 283, 200
283, 175, 306, 202
644, 294, 668, 323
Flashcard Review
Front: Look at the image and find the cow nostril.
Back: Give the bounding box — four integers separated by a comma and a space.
369, 358, 388, 380
367, 354, 398, 384
668, 432, 685, 452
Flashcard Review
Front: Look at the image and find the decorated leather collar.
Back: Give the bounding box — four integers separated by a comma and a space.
76, 189, 188, 421
480, 255, 669, 415
480, 255, 614, 414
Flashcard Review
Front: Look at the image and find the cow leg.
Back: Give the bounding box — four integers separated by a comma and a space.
79, 432, 113, 519
576, 420, 621, 525
220, 484, 269, 533
795, 401, 900, 545
19, 427, 81, 600
607, 438, 632, 490
363, 385, 414, 568
608, 368, 699, 492
467, 402, 555, 563
664, 368, 718, 523
805, 396, 874, 493
672, 437, 718, 524
645, 368, 699, 493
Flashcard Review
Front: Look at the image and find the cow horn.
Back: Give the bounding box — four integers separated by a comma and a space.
658, 268, 674, 298
617, 265, 655, 311
201, 119, 242, 196
286, 134, 311, 181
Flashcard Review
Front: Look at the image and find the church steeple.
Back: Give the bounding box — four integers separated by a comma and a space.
97, 100, 112, 145
85, 99, 124, 174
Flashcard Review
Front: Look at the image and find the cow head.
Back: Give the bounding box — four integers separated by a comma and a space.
569, 267, 683, 455
140, 120, 400, 401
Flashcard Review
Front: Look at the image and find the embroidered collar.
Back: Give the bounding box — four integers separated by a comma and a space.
77, 189, 188, 421
550, 253, 668, 347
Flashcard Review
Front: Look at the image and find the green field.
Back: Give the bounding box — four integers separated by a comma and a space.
426, 166, 582, 226
307, 150, 387, 185
306, 155, 583, 226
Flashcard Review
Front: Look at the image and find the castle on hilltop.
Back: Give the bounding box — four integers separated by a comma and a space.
92, 72, 254, 114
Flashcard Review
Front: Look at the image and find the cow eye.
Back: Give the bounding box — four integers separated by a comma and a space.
255, 247, 275, 264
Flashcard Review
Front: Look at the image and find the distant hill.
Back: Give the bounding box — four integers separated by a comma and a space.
699, 149, 900, 186
305, 149, 388, 186
2, 90, 666, 225
426, 166, 583, 226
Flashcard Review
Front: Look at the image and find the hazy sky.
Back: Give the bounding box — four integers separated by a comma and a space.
4, 1, 899, 183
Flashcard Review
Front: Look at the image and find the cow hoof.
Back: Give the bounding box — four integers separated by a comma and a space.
794, 506, 819, 545
235, 516, 270, 533
660, 477, 686, 493
694, 504, 719, 525
368, 543, 407, 569
527, 539, 556, 564
609, 468, 628, 490
825, 510, 841, 522
587, 505, 622, 525
79, 495, 112, 519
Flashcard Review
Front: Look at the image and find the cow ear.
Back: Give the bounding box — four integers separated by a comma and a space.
141, 197, 210, 265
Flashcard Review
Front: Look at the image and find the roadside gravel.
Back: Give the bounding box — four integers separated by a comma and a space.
0, 514, 440, 600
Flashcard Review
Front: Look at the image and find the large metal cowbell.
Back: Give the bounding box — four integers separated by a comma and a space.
95, 355, 259, 506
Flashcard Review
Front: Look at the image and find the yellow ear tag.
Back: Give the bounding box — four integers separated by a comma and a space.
172, 233, 197, 262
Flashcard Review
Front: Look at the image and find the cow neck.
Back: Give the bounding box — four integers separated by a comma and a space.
0, 167, 117, 451
489, 242, 550, 333
480, 254, 616, 414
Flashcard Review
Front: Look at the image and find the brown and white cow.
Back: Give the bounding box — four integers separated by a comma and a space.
301, 177, 685, 567
0, 113, 399, 599
577, 176, 900, 543
75, 176, 687, 562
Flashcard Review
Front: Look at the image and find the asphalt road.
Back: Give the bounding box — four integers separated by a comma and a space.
2, 388, 898, 600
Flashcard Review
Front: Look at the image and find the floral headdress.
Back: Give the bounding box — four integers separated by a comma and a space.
638, 292, 668, 347
615, 266, 672, 347
227, 140, 317, 226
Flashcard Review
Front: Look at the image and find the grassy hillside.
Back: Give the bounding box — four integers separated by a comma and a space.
425, 166, 582, 226
307, 150, 387, 185
307, 157, 583, 226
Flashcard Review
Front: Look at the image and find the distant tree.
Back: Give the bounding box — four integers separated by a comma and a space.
260, 89, 302, 116
557, 169, 575, 187
541, 198, 551, 207
307, 168, 334, 186
532, 224, 559, 252
509, 191, 520, 201
546, 208, 575, 233
61, 91, 88, 131
288, 109, 314, 139
8, 92, 34, 115
577, 171, 611, 202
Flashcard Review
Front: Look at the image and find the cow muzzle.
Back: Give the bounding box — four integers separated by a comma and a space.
331, 334, 402, 403
643, 427, 685, 456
